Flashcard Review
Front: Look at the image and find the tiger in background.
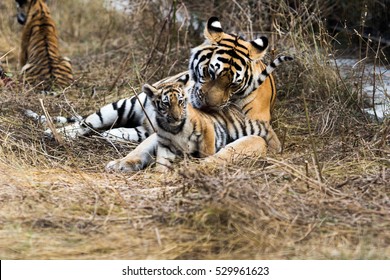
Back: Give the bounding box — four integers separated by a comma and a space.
127, 59, 289, 171
15, 0, 73, 91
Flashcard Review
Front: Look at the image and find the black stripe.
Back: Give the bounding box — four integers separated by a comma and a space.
216, 56, 230, 64
269, 74, 275, 109
217, 42, 249, 59
134, 127, 143, 142
191, 47, 214, 65
249, 120, 255, 135
96, 110, 104, 124
143, 95, 148, 107
243, 106, 252, 115
227, 113, 240, 140
116, 100, 128, 125
219, 38, 236, 44
124, 97, 137, 126
216, 47, 248, 65
194, 52, 213, 72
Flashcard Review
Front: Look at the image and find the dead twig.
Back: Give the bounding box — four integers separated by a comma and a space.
39, 99, 64, 144
303, 94, 323, 182
130, 85, 156, 133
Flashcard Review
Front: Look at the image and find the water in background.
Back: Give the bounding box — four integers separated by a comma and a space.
330, 58, 389, 122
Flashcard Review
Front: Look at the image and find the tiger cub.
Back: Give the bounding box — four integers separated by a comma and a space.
15, 0, 73, 91
143, 76, 280, 172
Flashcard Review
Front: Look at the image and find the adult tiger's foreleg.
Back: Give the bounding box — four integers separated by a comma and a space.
101, 126, 151, 143
204, 135, 268, 163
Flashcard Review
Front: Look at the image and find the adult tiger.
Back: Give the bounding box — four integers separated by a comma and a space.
15, 0, 73, 91
106, 17, 292, 171
126, 55, 290, 172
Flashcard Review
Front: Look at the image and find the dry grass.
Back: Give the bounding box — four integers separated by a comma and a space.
0, 0, 389, 259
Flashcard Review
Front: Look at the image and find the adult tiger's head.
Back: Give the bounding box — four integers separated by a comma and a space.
143, 75, 190, 132
189, 17, 270, 110
15, 0, 44, 25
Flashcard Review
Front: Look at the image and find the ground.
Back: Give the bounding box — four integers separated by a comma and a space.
0, 0, 389, 259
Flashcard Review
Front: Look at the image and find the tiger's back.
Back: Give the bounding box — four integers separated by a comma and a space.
16, 0, 73, 90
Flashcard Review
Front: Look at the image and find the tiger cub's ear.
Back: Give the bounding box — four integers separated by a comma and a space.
249, 36, 269, 61
204, 17, 224, 43
143, 84, 158, 100
177, 74, 190, 86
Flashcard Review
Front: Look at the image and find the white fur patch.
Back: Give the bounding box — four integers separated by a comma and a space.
253, 38, 264, 47
211, 21, 222, 29
102, 128, 140, 142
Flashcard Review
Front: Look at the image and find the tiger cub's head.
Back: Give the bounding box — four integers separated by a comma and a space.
15, 0, 46, 25
189, 17, 269, 110
143, 75, 190, 127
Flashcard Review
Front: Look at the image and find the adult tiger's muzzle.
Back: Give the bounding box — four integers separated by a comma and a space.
199, 75, 232, 109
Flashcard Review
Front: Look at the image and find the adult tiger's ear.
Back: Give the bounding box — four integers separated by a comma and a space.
249, 36, 269, 61
143, 84, 158, 100
204, 17, 224, 43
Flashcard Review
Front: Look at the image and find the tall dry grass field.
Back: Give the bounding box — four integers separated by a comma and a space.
0, 0, 389, 259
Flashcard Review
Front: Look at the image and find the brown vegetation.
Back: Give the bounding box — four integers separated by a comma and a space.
0, 0, 389, 259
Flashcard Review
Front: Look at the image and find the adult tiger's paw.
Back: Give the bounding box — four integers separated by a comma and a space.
101, 128, 140, 142
101, 128, 128, 142
203, 155, 226, 165
105, 158, 144, 172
